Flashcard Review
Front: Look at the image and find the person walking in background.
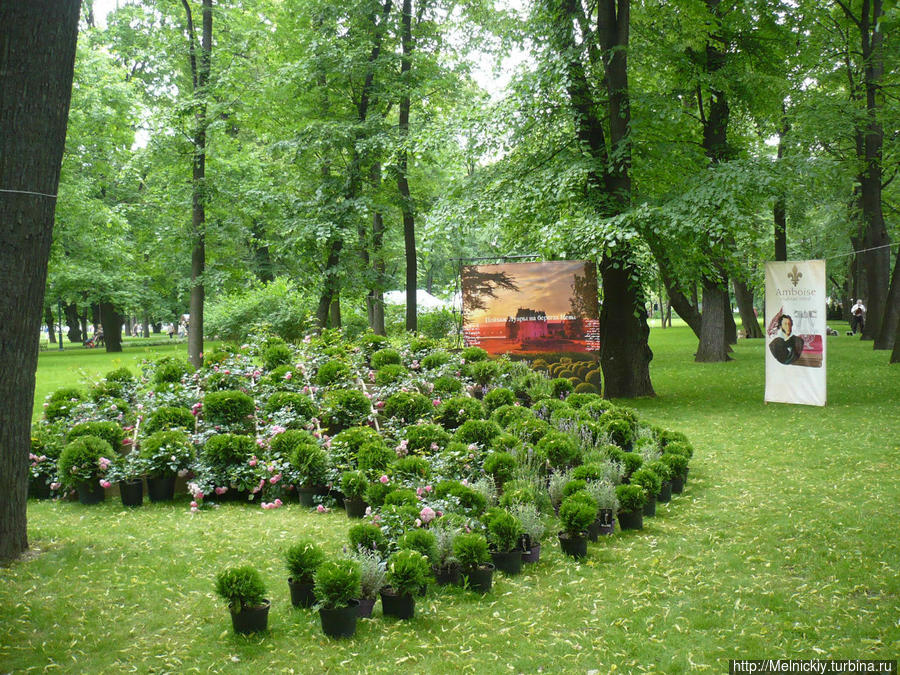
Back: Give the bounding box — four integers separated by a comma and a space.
850, 298, 866, 335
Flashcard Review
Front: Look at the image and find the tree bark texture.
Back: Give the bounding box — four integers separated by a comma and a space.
874, 243, 899, 350
369, 163, 386, 335
695, 278, 731, 362
733, 277, 762, 338
398, 0, 417, 333
45, 306, 56, 344
0, 0, 81, 562
64, 302, 81, 342
100, 301, 123, 352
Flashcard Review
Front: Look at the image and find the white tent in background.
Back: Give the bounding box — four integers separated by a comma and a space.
383, 289, 450, 311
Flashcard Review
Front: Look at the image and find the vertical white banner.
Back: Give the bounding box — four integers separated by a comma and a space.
764, 260, 827, 406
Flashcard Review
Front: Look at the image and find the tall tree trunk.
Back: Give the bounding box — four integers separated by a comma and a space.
182, 0, 212, 368
773, 112, 789, 261
329, 297, 341, 328
79, 307, 89, 341
875, 244, 899, 350
64, 302, 81, 343
398, 0, 417, 333
142, 314, 151, 339
100, 302, 123, 352
647, 238, 702, 338
369, 163, 386, 335
0, 0, 80, 562
695, 277, 731, 362
733, 277, 762, 338
317, 238, 342, 329
250, 221, 274, 283
45, 306, 56, 344
724, 292, 737, 346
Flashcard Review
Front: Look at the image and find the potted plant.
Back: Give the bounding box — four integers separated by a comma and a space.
661, 452, 689, 493
29, 431, 61, 500
547, 469, 573, 515
558, 492, 597, 558
284, 539, 325, 608
139, 430, 194, 502
615, 483, 647, 530
431, 524, 461, 585
487, 510, 523, 575
314, 559, 362, 638
340, 470, 369, 518
348, 548, 386, 618
397, 529, 437, 596
106, 450, 149, 507
510, 503, 547, 563
57, 435, 113, 504
646, 459, 674, 503
453, 532, 494, 593
585, 479, 619, 536
290, 440, 330, 506
630, 468, 662, 517
381, 549, 430, 620
214, 566, 270, 634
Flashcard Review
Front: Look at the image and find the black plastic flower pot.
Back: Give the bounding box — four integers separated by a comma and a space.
490, 549, 523, 575
460, 564, 494, 593
297, 486, 318, 507
380, 589, 416, 620
617, 509, 644, 531
344, 496, 368, 518
656, 480, 672, 503
670, 475, 685, 494
230, 599, 270, 635
147, 475, 176, 502
288, 578, 316, 608
119, 480, 144, 507
587, 518, 601, 542
642, 494, 657, 517
558, 532, 588, 559
319, 601, 359, 638
28, 477, 53, 500
357, 596, 376, 618
598, 508, 616, 535
433, 563, 461, 586
521, 542, 542, 564
76, 480, 105, 505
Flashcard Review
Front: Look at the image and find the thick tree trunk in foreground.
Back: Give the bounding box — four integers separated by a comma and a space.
696, 277, 731, 362
100, 302, 123, 352
0, 0, 80, 562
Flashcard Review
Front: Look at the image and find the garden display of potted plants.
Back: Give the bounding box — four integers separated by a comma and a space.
557, 492, 597, 558
381, 549, 430, 620
290, 438, 331, 507
646, 459, 674, 503
139, 430, 194, 502
314, 559, 362, 639
348, 548, 386, 618
214, 566, 270, 635
487, 510, 524, 575
431, 525, 460, 585
106, 450, 149, 507
57, 435, 113, 505
585, 479, 619, 536
615, 483, 648, 530
630, 467, 662, 517
397, 529, 438, 596
285, 538, 325, 608
340, 470, 369, 518
661, 452, 690, 494
29, 431, 61, 500
453, 532, 494, 593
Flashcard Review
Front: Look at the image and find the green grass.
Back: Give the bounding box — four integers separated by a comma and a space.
4, 326, 898, 673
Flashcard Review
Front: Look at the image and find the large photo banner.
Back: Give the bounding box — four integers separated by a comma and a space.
461, 261, 601, 357
764, 260, 827, 406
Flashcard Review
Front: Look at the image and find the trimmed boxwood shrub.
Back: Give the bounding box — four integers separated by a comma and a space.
402, 423, 452, 455
340, 470, 369, 499
562, 478, 588, 498
375, 364, 407, 386
323, 389, 371, 432
215, 566, 267, 612
284, 539, 326, 583
483, 387, 516, 412
663, 440, 694, 459
105, 367, 135, 383
453, 419, 502, 446
657, 429, 689, 448
270, 429, 318, 456
57, 436, 111, 487
349, 522, 388, 553
383, 488, 418, 508
45, 387, 85, 422
507, 417, 551, 444
398, 530, 438, 562
140, 430, 194, 476
573, 382, 599, 394
264, 392, 316, 420
365, 481, 393, 507
204, 390, 255, 427
316, 360, 351, 386
153, 357, 192, 385
483, 451, 517, 485
90, 379, 127, 402
549, 378, 574, 399
358, 331, 390, 354
453, 532, 490, 570
420, 351, 451, 370
370, 348, 401, 369
646, 459, 673, 482
330, 426, 382, 471
661, 452, 689, 479
603, 418, 634, 449
487, 510, 522, 552
559, 494, 597, 535
432, 375, 463, 395
314, 560, 361, 610
461, 346, 488, 363
68, 421, 124, 451
490, 433, 522, 454
435, 397, 485, 430
572, 462, 605, 482
630, 467, 662, 496
491, 404, 535, 428
391, 456, 431, 481
535, 431, 580, 469
465, 360, 499, 386
616, 483, 647, 512
357, 441, 395, 476
144, 406, 195, 435
262, 342, 293, 370
204, 433, 255, 467
621, 452, 644, 477
383, 391, 432, 422
290, 442, 329, 486
434, 480, 487, 516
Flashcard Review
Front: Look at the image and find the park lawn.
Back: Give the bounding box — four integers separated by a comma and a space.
3, 326, 898, 673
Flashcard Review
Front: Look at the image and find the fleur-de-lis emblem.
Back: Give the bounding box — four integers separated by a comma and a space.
788, 265, 803, 287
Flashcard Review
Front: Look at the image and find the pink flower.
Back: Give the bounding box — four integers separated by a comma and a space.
316, 504, 328, 513
98, 457, 111, 471
365, 506, 372, 516
461, 478, 469, 486
379, 475, 389, 484
261, 502, 271, 509
98, 479, 111, 489
249, 457, 258, 467
50, 482, 61, 490
274, 498, 282, 507
252, 369, 261, 379
432, 399, 442, 407
194, 491, 204, 501
284, 372, 292, 380
415, 518, 422, 527
215, 486, 228, 495
425, 484, 432, 493
269, 474, 281, 485
223, 369, 230, 375
303, 385, 309, 394
430, 442, 439, 451
190, 506, 199, 513
241, 344, 250, 350
375, 401, 385, 409
436, 510, 443, 517
190, 501, 198, 508
458, 409, 465, 416
416, 487, 423, 496
368, 371, 376, 382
